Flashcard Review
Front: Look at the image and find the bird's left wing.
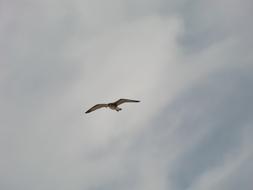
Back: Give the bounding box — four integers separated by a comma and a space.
115, 99, 140, 106
85, 104, 108, 114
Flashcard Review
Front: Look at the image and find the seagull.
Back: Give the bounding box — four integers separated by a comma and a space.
85, 98, 140, 114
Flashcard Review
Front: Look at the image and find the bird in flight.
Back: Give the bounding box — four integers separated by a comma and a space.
85, 98, 140, 114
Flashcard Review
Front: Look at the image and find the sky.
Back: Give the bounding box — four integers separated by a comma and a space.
0, 0, 253, 190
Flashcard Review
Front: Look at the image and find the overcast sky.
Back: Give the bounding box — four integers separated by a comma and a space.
1, 0, 253, 190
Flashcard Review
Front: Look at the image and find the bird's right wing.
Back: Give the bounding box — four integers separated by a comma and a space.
115, 99, 140, 106
85, 104, 108, 114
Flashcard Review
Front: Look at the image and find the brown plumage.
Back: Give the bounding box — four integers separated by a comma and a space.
85, 99, 140, 114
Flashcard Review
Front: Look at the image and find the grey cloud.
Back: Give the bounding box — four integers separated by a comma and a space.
217, 153, 253, 190
0, 0, 253, 190
165, 69, 253, 190
179, 0, 253, 53
85, 69, 253, 190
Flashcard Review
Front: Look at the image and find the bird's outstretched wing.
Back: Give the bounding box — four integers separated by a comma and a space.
115, 99, 140, 106
85, 104, 108, 113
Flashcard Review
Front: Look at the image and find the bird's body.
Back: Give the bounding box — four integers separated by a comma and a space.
85, 99, 140, 114
107, 103, 122, 111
